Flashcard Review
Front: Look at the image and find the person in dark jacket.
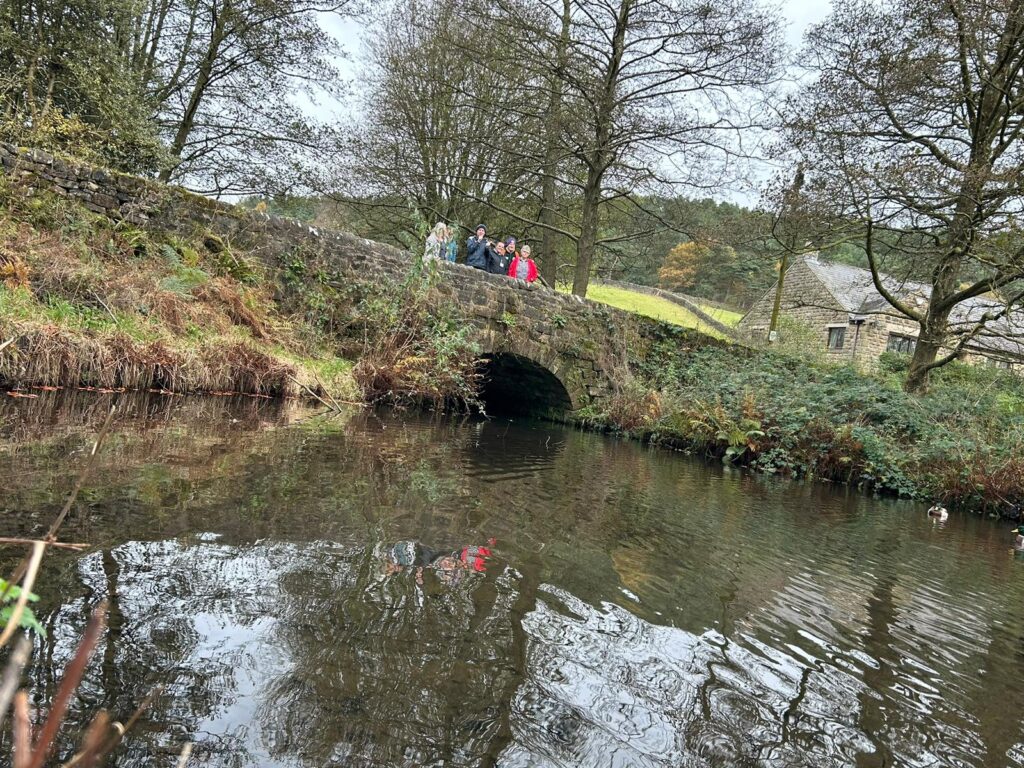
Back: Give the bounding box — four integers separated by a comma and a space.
466, 224, 490, 270
489, 241, 508, 274
489, 237, 515, 274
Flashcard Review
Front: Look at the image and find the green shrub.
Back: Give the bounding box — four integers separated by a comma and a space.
350, 263, 481, 410
601, 340, 1024, 512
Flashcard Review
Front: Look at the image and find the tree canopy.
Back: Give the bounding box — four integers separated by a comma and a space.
785, 0, 1024, 391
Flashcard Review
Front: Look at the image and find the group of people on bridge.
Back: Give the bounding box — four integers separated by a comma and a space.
423, 223, 539, 284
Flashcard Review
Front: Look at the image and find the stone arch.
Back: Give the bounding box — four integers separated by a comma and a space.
477, 352, 579, 415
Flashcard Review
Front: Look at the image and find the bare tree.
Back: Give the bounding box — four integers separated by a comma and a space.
518, 0, 782, 296
786, 0, 1024, 392
339, 0, 541, 247
342, 0, 781, 294
146, 0, 355, 194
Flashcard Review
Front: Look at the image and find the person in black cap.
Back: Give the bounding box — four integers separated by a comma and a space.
466, 224, 490, 270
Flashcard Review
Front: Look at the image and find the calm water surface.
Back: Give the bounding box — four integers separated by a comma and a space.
2, 392, 1024, 767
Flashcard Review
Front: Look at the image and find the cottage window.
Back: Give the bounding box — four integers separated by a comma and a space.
827, 327, 846, 350
886, 334, 917, 354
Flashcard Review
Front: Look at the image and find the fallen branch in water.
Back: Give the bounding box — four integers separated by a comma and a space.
287, 374, 364, 411
310, 370, 344, 411
0, 539, 89, 551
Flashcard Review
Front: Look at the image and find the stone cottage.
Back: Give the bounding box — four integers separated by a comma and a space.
739, 254, 1024, 371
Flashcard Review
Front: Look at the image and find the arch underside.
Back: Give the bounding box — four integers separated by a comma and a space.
478, 353, 575, 416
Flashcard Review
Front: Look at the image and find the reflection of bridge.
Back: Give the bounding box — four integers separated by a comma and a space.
1, 144, 721, 412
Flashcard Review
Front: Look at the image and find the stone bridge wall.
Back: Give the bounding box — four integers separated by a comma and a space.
0, 144, 727, 409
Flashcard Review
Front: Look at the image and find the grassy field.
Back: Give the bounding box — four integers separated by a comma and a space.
699, 305, 743, 326
564, 283, 735, 339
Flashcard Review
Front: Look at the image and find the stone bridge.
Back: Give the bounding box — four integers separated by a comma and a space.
0, 145, 715, 412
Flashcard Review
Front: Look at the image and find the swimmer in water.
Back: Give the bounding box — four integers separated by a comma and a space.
384, 540, 493, 585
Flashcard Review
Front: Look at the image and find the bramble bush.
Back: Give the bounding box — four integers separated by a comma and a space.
350, 261, 482, 410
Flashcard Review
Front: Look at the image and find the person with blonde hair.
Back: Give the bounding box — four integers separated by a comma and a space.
508, 244, 538, 283
444, 225, 458, 262
423, 222, 447, 262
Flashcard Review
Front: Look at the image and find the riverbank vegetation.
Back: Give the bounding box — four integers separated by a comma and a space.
0, 179, 358, 400
586, 335, 1024, 515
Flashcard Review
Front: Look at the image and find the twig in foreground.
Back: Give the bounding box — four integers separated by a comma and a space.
0, 540, 45, 648
13, 690, 30, 768
0, 636, 32, 732
175, 742, 193, 768
92, 684, 163, 763
26, 602, 108, 768
67, 710, 110, 768
0, 538, 89, 551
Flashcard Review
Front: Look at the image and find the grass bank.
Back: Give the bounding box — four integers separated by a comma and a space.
560, 283, 735, 339
699, 305, 742, 326
581, 333, 1024, 515
0, 177, 358, 400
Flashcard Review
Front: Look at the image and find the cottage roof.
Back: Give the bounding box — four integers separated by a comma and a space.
802, 256, 928, 315
799, 254, 1024, 360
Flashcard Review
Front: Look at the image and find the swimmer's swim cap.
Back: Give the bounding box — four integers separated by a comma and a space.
460, 546, 491, 572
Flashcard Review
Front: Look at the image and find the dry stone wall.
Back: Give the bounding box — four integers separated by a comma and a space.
594, 279, 752, 343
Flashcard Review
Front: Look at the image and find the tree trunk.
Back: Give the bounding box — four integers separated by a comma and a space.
159, 0, 229, 182
540, 0, 570, 287
904, 305, 954, 393
572, 173, 602, 296
903, 175, 985, 393
571, 0, 630, 297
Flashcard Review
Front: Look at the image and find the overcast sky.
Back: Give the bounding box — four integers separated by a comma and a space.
782, 0, 832, 44
313, 0, 835, 203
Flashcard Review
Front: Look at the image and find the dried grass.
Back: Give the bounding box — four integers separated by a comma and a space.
0, 239, 32, 290
193, 278, 270, 339
0, 189, 339, 401
0, 325, 298, 396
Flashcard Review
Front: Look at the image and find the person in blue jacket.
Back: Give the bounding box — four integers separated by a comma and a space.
444, 226, 458, 262
466, 224, 490, 270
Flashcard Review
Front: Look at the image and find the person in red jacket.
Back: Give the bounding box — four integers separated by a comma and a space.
508, 244, 538, 283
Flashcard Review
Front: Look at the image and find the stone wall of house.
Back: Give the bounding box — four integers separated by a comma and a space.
0, 144, 734, 407
738, 256, 1022, 373
848, 313, 919, 365
739, 259, 854, 361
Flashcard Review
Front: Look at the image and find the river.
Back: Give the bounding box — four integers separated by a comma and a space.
2, 391, 1023, 767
